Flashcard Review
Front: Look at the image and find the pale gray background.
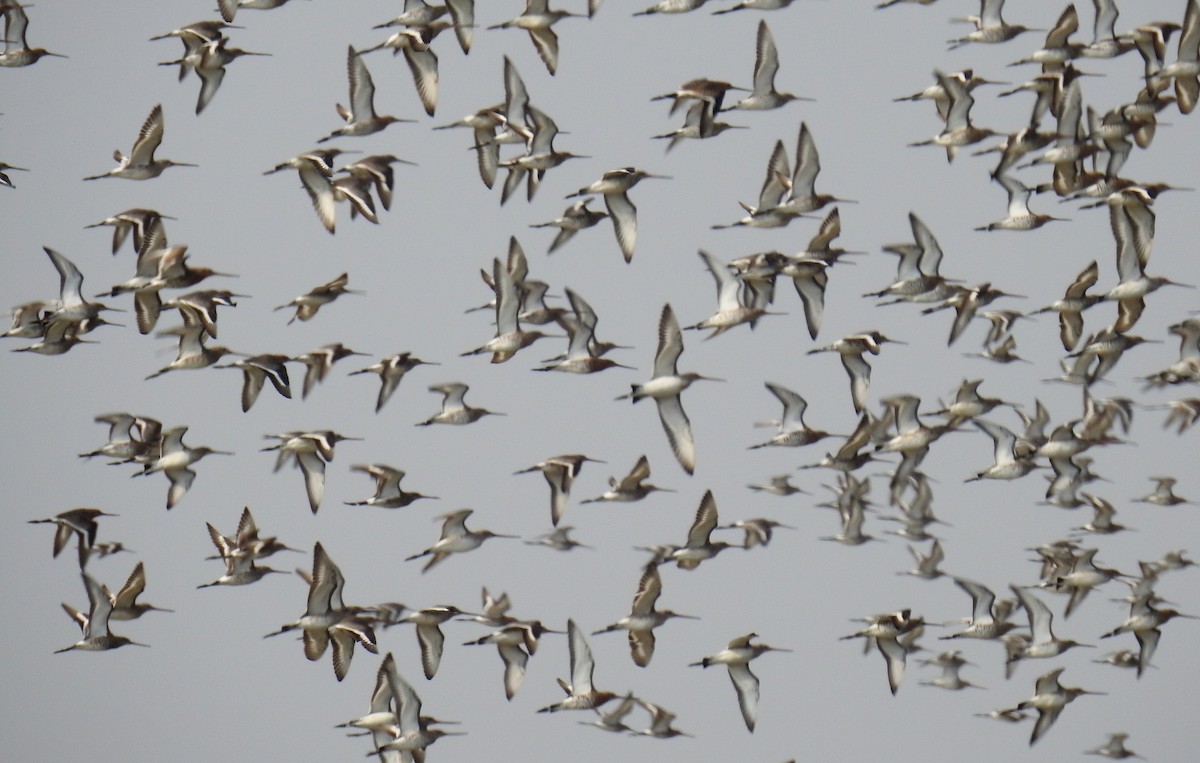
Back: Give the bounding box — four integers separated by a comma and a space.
2, 1, 1198, 761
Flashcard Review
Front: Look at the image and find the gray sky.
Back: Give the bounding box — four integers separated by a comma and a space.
3, 1, 1199, 761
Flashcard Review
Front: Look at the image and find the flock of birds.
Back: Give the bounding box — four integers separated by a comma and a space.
5, 0, 1200, 761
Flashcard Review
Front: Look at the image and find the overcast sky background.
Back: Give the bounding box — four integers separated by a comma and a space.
3, 1, 1200, 761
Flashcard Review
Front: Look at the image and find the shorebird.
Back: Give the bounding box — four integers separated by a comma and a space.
83, 105, 195, 180
516, 454, 602, 526
332, 170, 381, 222
361, 25, 441, 117
1068, 329, 1155, 385
1135, 476, 1191, 506
1005, 585, 1090, 677
367, 653, 464, 757
1056, 547, 1126, 617
525, 525, 591, 551
1011, 667, 1104, 745
840, 609, 924, 695
713, 0, 798, 14
632, 699, 692, 738
349, 352, 436, 413
1154, 549, 1195, 572
488, 0, 583, 76
933, 378, 1016, 426
538, 619, 619, 712
1031, 260, 1103, 351
463, 620, 556, 700
651, 78, 747, 118
592, 563, 697, 667
746, 474, 804, 497
867, 212, 959, 305
1006, 4, 1084, 69
0, 161, 26, 186
1070, 493, 1126, 535
265, 543, 377, 681
690, 633, 790, 732
1148, 0, 1200, 113
733, 21, 811, 110
335, 651, 409, 757
1156, 398, 1200, 433
261, 430, 358, 513
578, 692, 638, 733
214, 353, 293, 412
884, 473, 947, 539
372, 0, 448, 30
263, 148, 350, 234
218, 0, 303, 23
918, 651, 981, 690
39, 247, 118, 338
535, 288, 631, 374
3, 299, 49, 340
499, 106, 587, 204
199, 515, 289, 589
405, 509, 516, 572
635, 0, 711, 15
530, 199, 608, 254
898, 538, 946, 580
0, 2, 65, 66
720, 518, 795, 549
711, 141, 793, 230
204, 506, 299, 564
275, 273, 362, 325
144, 307, 238, 379
318, 47, 412, 143
947, 0, 1041, 50
345, 463, 436, 509
104, 562, 172, 621
148, 20, 238, 61
968, 419, 1039, 482
463, 253, 557, 363
28, 508, 118, 567
653, 99, 745, 152
1086, 732, 1145, 760
807, 331, 902, 413
418, 382, 501, 425
338, 155, 413, 213
295, 342, 367, 399
976, 171, 1066, 231
975, 708, 1032, 723
581, 455, 672, 503
687, 250, 777, 339
777, 122, 850, 216
895, 68, 1007, 122
101, 240, 234, 335
1093, 648, 1144, 671
1101, 592, 1198, 676
567, 167, 669, 263
618, 304, 720, 474
1100, 187, 1189, 332
800, 412, 878, 472
136, 425, 232, 509
1144, 317, 1200, 387
159, 289, 240, 340
821, 489, 876, 546
875, 394, 953, 476
56, 574, 149, 653
782, 257, 832, 341
921, 283, 1017, 345
159, 34, 268, 115
645, 490, 740, 569
908, 71, 997, 161
386, 605, 475, 680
